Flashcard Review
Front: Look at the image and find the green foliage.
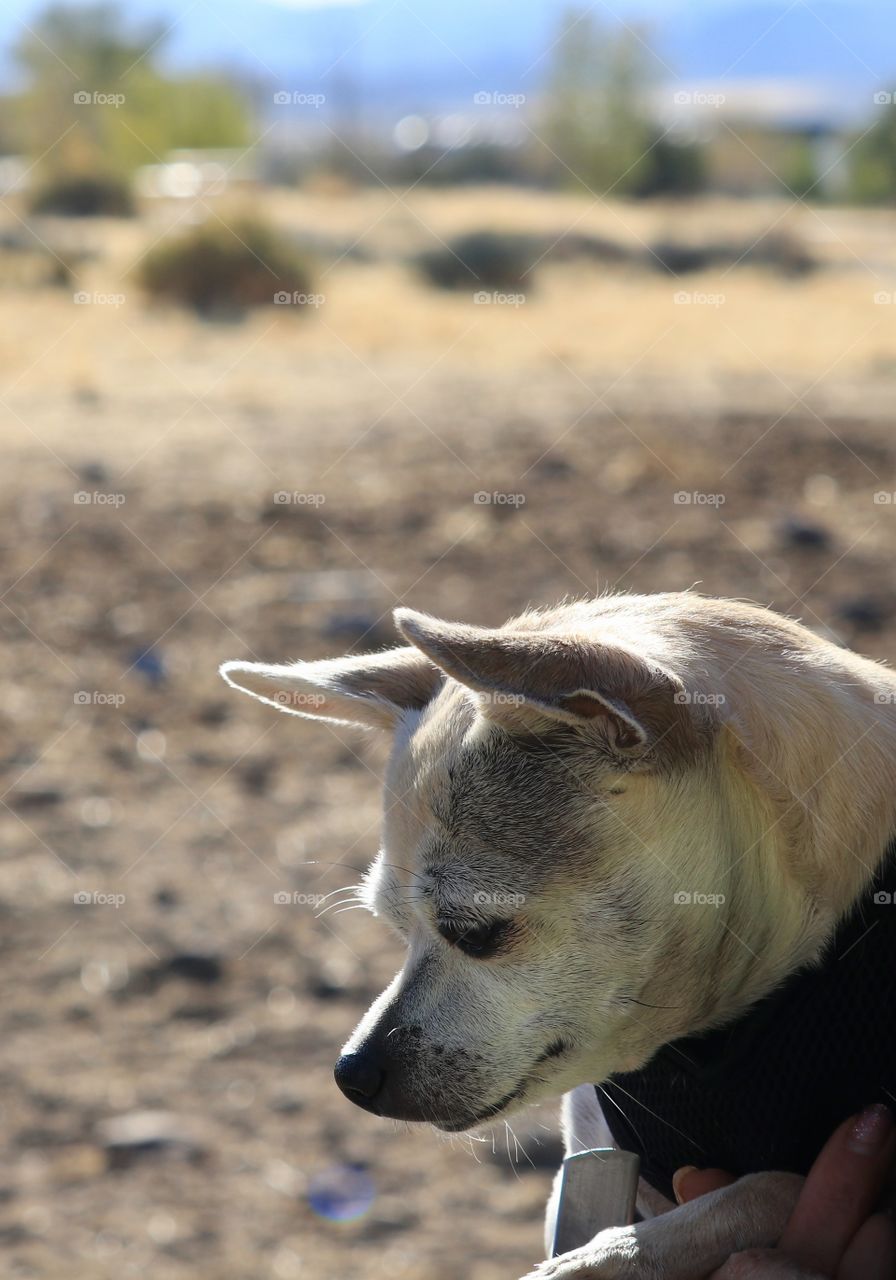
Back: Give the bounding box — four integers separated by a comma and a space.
541, 9, 706, 198
138, 217, 315, 317
416, 231, 535, 291
849, 100, 896, 203
13, 2, 252, 192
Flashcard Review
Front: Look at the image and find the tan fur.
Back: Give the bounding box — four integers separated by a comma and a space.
221, 591, 896, 1278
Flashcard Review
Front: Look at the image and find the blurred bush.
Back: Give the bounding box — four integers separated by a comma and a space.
138, 217, 315, 317
539, 9, 707, 198
850, 98, 896, 202
29, 171, 135, 217
13, 3, 252, 201
417, 231, 535, 291
650, 228, 815, 276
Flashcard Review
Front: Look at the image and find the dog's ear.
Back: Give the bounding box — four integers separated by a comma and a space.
394, 608, 692, 759
219, 647, 441, 731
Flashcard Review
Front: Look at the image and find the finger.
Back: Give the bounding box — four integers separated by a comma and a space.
779, 1104, 896, 1273
837, 1212, 896, 1280
673, 1165, 738, 1204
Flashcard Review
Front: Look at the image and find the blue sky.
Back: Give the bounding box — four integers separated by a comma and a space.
2, 0, 893, 110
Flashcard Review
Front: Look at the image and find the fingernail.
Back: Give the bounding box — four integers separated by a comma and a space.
672, 1165, 699, 1203
848, 1104, 894, 1153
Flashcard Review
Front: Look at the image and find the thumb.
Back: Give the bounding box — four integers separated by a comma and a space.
673, 1165, 738, 1204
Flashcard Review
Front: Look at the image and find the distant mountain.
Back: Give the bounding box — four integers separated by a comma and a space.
1, 0, 894, 115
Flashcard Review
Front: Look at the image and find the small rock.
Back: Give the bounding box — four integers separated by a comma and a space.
127, 647, 166, 686
239, 758, 276, 795
95, 1111, 206, 1169
78, 461, 107, 485
779, 516, 830, 550
7, 786, 63, 810
162, 953, 224, 984
196, 702, 229, 726
529, 456, 574, 480
836, 596, 892, 631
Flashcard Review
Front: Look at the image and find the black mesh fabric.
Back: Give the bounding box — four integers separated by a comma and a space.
599, 845, 896, 1203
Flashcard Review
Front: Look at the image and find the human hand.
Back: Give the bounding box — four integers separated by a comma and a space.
673, 1104, 896, 1278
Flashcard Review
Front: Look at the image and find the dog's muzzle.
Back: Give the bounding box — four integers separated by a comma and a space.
334, 1027, 498, 1126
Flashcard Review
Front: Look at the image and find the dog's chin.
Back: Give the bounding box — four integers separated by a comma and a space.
432, 1084, 528, 1133
431, 1042, 577, 1132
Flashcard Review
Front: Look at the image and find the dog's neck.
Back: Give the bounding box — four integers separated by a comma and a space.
703, 643, 896, 1028
620, 636, 896, 1060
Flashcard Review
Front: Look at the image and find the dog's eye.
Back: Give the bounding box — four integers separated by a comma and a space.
437, 919, 507, 958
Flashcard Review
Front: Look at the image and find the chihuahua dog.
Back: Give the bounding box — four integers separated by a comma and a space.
221, 592, 896, 1278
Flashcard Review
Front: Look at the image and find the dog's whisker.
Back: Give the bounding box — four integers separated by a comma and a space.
618, 997, 683, 1010
596, 1085, 647, 1156
316, 881, 364, 904
314, 896, 367, 918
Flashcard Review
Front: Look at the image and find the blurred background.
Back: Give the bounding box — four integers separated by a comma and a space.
3, 1, 896, 1276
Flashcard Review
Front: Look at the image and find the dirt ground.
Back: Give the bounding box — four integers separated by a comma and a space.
3, 186, 896, 1279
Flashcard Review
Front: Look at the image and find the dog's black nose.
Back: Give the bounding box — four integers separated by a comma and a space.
334, 1052, 385, 1109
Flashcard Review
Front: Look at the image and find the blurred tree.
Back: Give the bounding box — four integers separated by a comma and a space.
540, 8, 705, 197
849, 99, 896, 203
14, 2, 252, 189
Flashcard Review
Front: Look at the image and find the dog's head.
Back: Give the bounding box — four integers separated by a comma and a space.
221, 596, 856, 1131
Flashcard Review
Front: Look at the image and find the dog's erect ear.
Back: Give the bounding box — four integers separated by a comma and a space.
219, 647, 441, 731
394, 608, 691, 758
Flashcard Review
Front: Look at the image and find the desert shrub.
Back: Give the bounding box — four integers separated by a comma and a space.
650, 229, 815, 277
417, 231, 536, 291
29, 171, 135, 217
0, 227, 75, 286
138, 217, 315, 317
